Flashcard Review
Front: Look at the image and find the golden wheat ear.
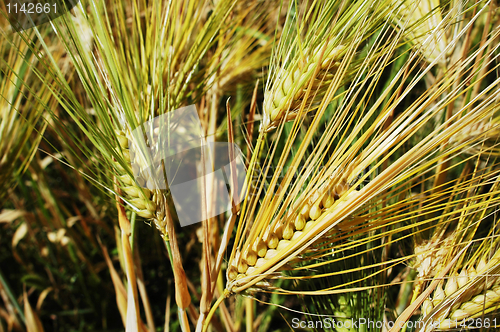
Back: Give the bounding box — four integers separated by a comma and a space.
259, 0, 398, 133
391, 0, 452, 67
418, 249, 500, 331
397, 148, 500, 331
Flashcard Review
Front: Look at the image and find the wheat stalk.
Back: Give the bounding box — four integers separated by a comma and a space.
4, 0, 499, 330
113, 129, 158, 219
15, 1, 247, 330
449, 117, 500, 157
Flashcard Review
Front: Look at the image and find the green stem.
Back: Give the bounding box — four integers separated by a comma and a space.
164, 237, 174, 271
0, 269, 25, 323
203, 291, 228, 332
130, 211, 137, 252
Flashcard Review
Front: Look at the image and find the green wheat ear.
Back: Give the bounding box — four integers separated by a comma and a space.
0, 23, 58, 203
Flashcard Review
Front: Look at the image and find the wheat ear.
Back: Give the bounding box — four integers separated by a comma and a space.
227, 160, 358, 285
420, 249, 500, 330
261, 40, 346, 132
392, 0, 450, 66
114, 129, 162, 219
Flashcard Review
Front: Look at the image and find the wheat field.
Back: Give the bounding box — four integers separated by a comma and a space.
1, 0, 500, 331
